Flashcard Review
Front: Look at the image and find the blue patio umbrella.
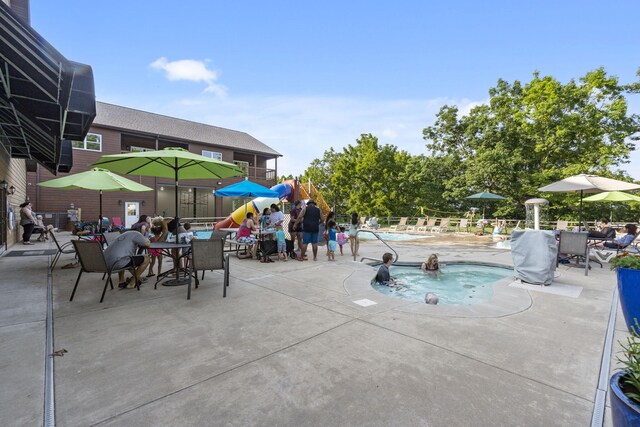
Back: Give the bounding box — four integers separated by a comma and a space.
215, 178, 279, 198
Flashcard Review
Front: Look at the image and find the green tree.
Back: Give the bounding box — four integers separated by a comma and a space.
423, 68, 640, 219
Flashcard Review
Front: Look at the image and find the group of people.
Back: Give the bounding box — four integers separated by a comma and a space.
236, 201, 363, 263
19, 201, 51, 245
374, 252, 441, 304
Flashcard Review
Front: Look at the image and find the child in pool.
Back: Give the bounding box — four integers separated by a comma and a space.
421, 254, 440, 272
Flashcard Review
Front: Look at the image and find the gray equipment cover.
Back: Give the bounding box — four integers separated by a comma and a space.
510, 230, 557, 285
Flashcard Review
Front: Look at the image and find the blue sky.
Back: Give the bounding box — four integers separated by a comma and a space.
32, 1, 640, 178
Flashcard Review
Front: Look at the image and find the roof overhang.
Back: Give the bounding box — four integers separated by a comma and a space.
0, 2, 96, 174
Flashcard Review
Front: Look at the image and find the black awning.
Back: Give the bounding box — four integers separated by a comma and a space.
0, 2, 96, 174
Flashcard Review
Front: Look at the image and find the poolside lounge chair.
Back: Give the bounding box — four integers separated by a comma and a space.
456, 218, 469, 232
406, 218, 426, 232
432, 218, 451, 233
418, 218, 437, 233
390, 217, 408, 231
557, 231, 590, 276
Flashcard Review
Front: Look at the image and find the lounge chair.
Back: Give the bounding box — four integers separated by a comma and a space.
456, 218, 469, 232
390, 217, 408, 231
418, 218, 437, 233
111, 217, 124, 230
406, 218, 426, 232
432, 218, 451, 233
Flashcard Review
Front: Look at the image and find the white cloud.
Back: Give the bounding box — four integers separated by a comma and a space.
150, 57, 227, 96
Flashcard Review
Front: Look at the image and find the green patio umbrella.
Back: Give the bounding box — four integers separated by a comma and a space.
582, 191, 640, 202
93, 147, 244, 227
583, 191, 640, 222
38, 167, 153, 227
465, 191, 506, 218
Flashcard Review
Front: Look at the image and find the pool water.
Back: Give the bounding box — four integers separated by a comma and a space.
358, 232, 433, 241
193, 230, 213, 239
371, 263, 513, 305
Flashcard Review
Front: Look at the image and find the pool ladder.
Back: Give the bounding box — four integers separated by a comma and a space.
354, 229, 399, 264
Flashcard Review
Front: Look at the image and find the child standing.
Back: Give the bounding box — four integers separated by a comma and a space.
327, 220, 337, 261
337, 226, 347, 256
275, 224, 288, 261
147, 218, 168, 278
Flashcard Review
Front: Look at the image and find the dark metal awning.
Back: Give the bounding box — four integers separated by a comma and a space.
0, 2, 96, 174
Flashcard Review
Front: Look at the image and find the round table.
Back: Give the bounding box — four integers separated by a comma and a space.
148, 241, 192, 286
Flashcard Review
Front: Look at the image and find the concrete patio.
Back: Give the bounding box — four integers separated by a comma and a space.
0, 232, 629, 426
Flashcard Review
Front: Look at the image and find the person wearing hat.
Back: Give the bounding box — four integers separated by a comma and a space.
293, 199, 325, 261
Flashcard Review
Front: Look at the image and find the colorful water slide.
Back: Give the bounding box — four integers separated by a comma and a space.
214, 179, 330, 229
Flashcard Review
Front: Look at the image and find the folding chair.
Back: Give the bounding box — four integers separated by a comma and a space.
189, 239, 230, 300
49, 229, 76, 269
70, 240, 137, 303
557, 231, 590, 276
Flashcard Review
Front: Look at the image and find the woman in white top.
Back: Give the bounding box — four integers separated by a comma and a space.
269, 204, 285, 228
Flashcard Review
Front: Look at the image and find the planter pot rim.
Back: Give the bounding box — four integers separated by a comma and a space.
611, 371, 640, 412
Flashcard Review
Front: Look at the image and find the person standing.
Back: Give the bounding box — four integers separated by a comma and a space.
349, 212, 360, 257
289, 200, 303, 252
293, 199, 325, 261
269, 204, 285, 227
19, 201, 35, 245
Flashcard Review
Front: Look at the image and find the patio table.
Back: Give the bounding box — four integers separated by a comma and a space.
148, 241, 192, 286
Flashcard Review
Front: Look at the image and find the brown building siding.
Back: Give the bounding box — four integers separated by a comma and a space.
27, 113, 280, 224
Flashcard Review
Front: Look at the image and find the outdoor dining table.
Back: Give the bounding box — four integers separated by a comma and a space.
148, 241, 192, 286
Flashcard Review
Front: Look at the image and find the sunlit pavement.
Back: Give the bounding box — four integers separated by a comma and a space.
0, 232, 627, 426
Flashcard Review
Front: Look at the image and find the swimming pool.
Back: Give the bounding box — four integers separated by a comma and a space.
193, 230, 214, 239
371, 263, 513, 306
358, 232, 433, 241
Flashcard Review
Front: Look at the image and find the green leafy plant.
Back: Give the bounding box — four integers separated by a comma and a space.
609, 252, 640, 271
617, 326, 640, 405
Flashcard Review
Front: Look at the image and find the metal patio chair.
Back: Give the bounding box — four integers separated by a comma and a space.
188, 238, 230, 300
49, 229, 76, 269
70, 240, 137, 303
557, 231, 590, 276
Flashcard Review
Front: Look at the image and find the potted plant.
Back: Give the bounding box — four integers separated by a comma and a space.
610, 329, 640, 426
610, 252, 640, 334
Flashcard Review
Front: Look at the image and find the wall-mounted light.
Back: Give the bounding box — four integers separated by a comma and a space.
8, 185, 15, 195
217, 181, 222, 185
141, 200, 145, 206
160, 186, 164, 191
118, 200, 122, 206
0, 180, 14, 195
188, 188, 192, 193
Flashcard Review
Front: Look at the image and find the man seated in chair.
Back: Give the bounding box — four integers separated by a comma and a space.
588, 218, 616, 239
104, 230, 151, 289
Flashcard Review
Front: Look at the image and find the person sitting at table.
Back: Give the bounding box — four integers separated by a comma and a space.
33, 214, 48, 242
104, 230, 150, 289
588, 218, 616, 239
237, 212, 258, 259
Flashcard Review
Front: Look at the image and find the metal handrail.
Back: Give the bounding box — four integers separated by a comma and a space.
353, 229, 398, 263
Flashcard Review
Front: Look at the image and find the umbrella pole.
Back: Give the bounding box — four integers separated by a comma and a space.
579, 190, 583, 230
99, 190, 103, 232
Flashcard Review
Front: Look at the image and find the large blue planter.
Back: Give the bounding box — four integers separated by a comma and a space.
610, 371, 640, 426
616, 267, 640, 334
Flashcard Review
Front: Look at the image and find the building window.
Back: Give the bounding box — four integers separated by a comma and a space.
202, 150, 223, 160
71, 133, 102, 151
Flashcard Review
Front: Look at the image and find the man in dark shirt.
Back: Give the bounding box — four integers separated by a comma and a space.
588, 218, 616, 239
293, 199, 325, 261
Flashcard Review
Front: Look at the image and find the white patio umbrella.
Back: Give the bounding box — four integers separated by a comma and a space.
538, 174, 640, 226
